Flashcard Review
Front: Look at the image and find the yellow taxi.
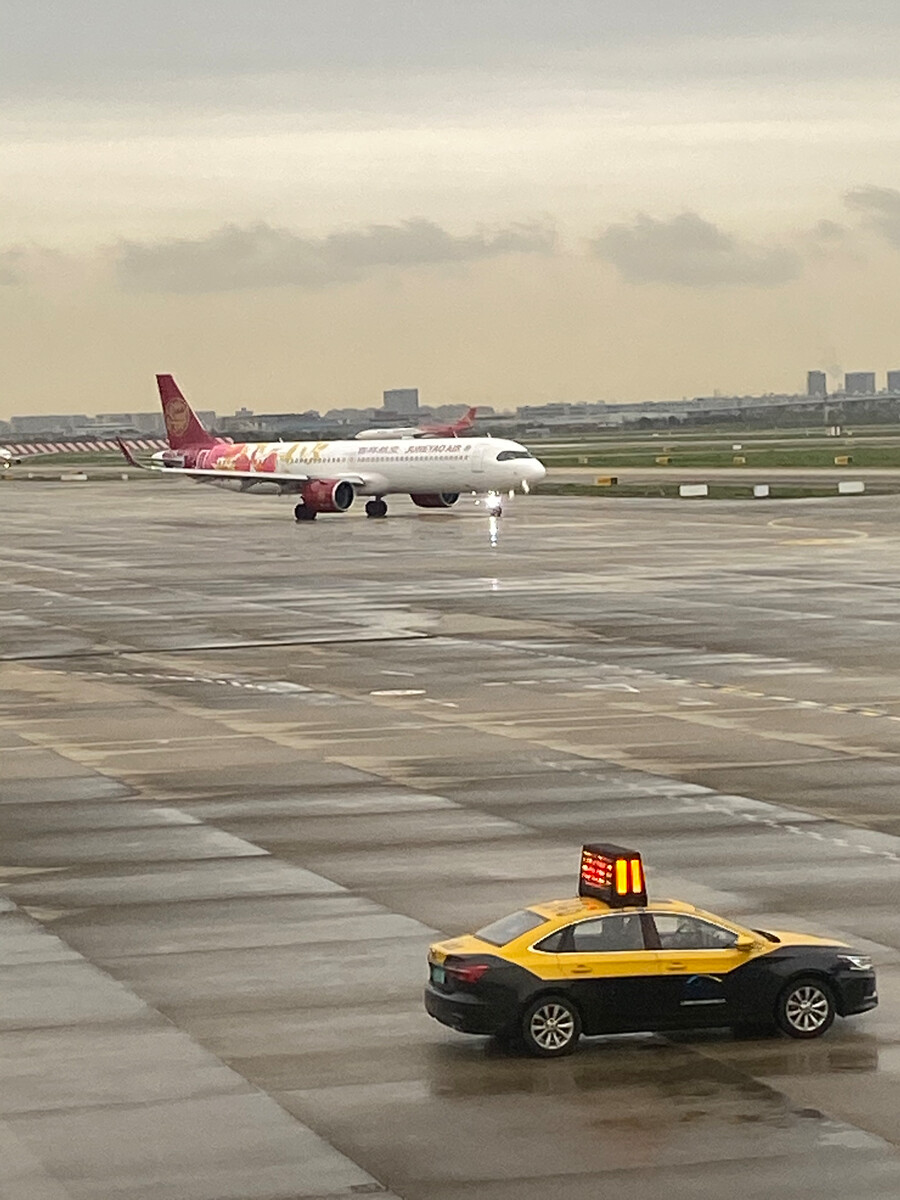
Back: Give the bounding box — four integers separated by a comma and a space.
424, 843, 877, 1056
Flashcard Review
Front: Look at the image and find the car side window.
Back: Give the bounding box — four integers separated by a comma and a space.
560, 914, 646, 953
652, 914, 738, 950
533, 928, 567, 953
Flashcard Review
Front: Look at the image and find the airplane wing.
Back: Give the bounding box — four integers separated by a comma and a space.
1, 448, 58, 466
115, 440, 368, 487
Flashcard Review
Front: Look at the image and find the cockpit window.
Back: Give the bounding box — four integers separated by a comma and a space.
496, 450, 533, 461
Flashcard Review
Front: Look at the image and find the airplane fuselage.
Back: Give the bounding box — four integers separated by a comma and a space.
170, 436, 545, 495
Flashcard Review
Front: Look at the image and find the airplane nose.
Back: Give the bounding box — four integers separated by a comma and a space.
528, 459, 547, 482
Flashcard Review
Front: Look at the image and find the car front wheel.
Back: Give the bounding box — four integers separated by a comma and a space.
776, 977, 835, 1039
520, 996, 582, 1057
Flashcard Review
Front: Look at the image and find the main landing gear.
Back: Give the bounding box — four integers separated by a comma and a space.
294, 498, 387, 521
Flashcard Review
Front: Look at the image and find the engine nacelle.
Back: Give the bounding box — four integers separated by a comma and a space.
151, 449, 186, 468
409, 492, 460, 509
301, 479, 355, 513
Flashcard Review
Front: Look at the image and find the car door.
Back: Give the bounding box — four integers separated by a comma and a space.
551, 913, 661, 1035
647, 913, 752, 1028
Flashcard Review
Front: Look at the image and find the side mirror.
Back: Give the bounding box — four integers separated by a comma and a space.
735, 934, 754, 952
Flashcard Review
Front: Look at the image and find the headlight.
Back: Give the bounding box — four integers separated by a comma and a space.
838, 954, 873, 971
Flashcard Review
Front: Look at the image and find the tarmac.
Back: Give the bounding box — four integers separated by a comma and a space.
2, 476, 900, 1199
551, 465, 900, 486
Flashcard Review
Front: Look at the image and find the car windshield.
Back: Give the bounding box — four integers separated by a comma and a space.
476, 909, 548, 946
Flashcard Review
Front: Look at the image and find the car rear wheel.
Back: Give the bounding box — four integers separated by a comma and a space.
520, 996, 581, 1058
776, 977, 835, 1039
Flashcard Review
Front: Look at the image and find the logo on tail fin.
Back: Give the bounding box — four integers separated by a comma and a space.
165, 396, 191, 438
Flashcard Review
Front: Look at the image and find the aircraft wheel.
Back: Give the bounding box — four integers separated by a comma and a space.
365, 499, 388, 518
294, 503, 317, 522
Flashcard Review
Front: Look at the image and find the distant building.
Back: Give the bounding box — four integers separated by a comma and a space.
887, 371, 900, 393
844, 372, 876, 395
806, 370, 827, 397
383, 388, 419, 415
9, 414, 90, 435
97, 412, 166, 435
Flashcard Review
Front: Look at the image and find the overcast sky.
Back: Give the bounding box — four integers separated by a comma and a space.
3, 1, 900, 417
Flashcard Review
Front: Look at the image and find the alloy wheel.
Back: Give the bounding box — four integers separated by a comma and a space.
529, 1003, 576, 1051
784, 984, 831, 1034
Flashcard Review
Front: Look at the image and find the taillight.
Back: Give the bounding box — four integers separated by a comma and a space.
447, 963, 490, 985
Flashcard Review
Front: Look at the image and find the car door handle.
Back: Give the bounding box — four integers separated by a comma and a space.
570, 965, 593, 975
663, 962, 688, 972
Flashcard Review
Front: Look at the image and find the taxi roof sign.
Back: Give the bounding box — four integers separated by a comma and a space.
578, 843, 647, 907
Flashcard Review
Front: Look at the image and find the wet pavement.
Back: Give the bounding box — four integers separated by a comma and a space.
2, 478, 900, 1198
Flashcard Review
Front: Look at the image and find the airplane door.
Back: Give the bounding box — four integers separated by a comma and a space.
471, 445, 486, 473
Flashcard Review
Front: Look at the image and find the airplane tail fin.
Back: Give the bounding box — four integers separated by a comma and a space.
448, 407, 477, 436
156, 375, 217, 450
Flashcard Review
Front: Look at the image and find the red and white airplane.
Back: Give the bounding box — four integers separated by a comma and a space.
355, 407, 478, 440
120, 376, 545, 521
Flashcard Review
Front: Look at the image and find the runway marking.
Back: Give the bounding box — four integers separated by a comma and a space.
467, 640, 898, 729
44, 667, 312, 695
686, 797, 900, 866
767, 516, 870, 543
579, 664, 896, 725
370, 688, 426, 697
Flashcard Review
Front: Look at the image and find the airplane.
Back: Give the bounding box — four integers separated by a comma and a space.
355, 407, 478, 441
1, 446, 61, 468
119, 376, 546, 521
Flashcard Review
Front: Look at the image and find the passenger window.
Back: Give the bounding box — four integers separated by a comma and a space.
562, 914, 645, 953
534, 929, 566, 952
652, 914, 738, 950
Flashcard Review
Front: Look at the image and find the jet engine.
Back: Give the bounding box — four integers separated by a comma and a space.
301, 479, 356, 512
409, 492, 460, 508
151, 449, 186, 468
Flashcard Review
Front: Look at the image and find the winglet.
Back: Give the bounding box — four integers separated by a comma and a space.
116, 437, 141, 468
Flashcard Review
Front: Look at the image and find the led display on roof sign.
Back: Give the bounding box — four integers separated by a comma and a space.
578, 843, 647, 907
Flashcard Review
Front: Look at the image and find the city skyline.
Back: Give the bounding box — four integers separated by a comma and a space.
3, 3, 900, 418
7, 364, 900, 439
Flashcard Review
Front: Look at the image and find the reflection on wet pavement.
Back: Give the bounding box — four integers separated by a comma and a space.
3, 483, 900, 1197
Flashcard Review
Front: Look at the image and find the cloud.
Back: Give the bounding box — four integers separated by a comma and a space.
590, 212, 802, 287
845, 185, 900, 247
0, 249, 25, 285
1, 1, 895, 102
113, 217, 556, 292
808, 219, 849, 244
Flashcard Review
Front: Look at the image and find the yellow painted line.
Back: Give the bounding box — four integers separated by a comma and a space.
779, 537, 856, 545
768, 517, 869, 543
